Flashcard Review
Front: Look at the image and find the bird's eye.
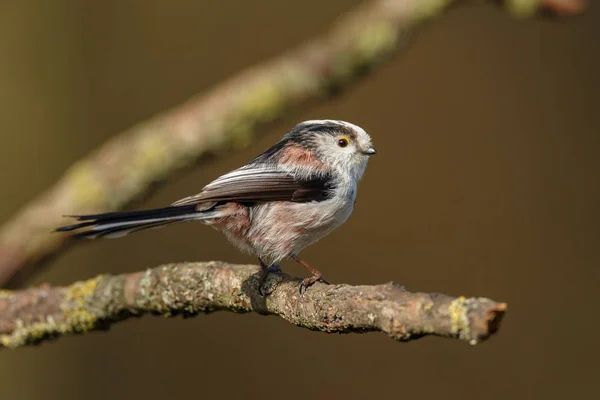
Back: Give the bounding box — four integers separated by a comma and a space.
337, 137, 350, 148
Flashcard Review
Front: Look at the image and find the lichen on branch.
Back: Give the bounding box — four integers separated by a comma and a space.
0, 262, 506, 349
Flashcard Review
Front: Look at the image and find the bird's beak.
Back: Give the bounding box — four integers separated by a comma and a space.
361, 146, 377, 156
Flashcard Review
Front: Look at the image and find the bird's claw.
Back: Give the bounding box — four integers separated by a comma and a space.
298, 274, 330, 295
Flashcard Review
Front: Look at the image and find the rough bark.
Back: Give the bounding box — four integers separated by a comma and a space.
0, 262, 506, 349
0, 0, 586, 288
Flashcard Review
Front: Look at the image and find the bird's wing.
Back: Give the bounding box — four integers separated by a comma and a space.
171, 165, 334, 207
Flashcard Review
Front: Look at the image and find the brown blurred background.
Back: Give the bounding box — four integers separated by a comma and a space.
1, 1, 599, 399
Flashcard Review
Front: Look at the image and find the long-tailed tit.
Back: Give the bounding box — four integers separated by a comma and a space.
58, 120, 376, 293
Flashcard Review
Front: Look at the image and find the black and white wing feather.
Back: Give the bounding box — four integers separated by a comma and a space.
172, 165, 334, 207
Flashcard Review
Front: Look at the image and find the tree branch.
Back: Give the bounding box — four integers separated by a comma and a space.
0, 0, 585, 288
0, 261, 506, 349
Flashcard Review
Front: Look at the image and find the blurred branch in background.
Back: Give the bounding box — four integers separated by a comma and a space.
0, 262, 506, 349
0, 0, 586, 288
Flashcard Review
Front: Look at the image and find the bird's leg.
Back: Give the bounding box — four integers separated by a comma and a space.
258, 258, 281, 296
289, 254, 330, 294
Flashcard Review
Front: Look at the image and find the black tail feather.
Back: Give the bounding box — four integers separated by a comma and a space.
59, 205, 198, 225
56, 204, 199, 238
71, 220, 181, 239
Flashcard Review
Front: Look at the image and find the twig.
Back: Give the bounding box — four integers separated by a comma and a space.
0, 0, 585, 288
0, 262, 506, 349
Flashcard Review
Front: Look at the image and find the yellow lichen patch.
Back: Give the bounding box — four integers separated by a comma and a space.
64, 309, 98, 332
0, 279, 104, 348
61, 277, 101, 332
130, 131, 174, 178
412, 0, 454, 23
353, 21, 397, 64
0, 289, 13, 299
1, 321, 60, 349
237, 79, 285, 124
200, 117, 227, 151
283, 63, 320, 96
332, 20, 398, 84
63, 161, 107, 209
448, 296, 471, 340
65, 277, 99, 303
505, 0, 539, 17
217, 80, 286, 151
423, 301, 434, 312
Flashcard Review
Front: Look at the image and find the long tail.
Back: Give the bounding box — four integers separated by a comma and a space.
56, 204, 207, 239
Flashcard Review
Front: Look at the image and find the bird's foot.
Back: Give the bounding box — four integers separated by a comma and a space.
289, 254, 330, 295
298, 273, 330, 295
258, 261, 282, 296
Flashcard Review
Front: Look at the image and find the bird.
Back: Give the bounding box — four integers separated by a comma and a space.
57, 120, 376, 293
